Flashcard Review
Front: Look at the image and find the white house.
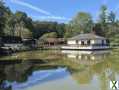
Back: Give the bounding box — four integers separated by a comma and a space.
61, 33, 110, 50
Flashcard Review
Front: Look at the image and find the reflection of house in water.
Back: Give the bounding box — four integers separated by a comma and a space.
61, 50, 110, 65
0, 60, 63, 90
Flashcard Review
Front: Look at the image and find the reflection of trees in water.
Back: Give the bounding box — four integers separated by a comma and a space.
0, 65, 5, 84
69, 54, 119, 90
0, 60, 59, 90
4, 62, 33, 82
0, 65, 12, 90
71, 68, 93, 84
92, 61, 111, 90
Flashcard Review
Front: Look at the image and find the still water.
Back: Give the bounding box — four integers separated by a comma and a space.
0, 49, 119, 90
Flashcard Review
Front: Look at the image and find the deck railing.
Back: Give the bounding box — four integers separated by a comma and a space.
62, 44, 109, 47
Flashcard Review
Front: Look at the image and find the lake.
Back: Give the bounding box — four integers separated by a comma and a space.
0, 49, 119, 90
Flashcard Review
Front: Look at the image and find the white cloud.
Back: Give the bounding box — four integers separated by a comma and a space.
33, 15, 71, 21
10, 0, 70, 21
11, 0, 52, 16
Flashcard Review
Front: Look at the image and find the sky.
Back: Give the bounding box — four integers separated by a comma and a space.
4, 0, 119, 23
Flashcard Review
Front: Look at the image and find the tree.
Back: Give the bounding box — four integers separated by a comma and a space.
108, 11, 116, 24
64, 24, 73, 38
56, 23, 65, 38
106, 20, 119, 44
93, 23, 104, 36
40, 32, 57, 39
68, 12, 93, 36
4, 14, 16, 36
12, 11, 34, 38
15, 11, 34, 31
98, 5, 108, 37
32, 21, 66, 39
20, 28, 33, 39
99, 5, 108, 24
0, 0, 7, 36
106, 12, 116, 38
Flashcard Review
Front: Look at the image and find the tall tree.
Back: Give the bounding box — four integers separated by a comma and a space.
56, 23, 65, 38
98, 5, 108, 36
99, 5, 107, 24
13, 11, 34, 38
68, 12, 93, 36
0, 0, 7, 36
108, 11, 116, 24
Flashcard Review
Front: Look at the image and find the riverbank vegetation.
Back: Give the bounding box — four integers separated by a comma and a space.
0, 1, 119, 45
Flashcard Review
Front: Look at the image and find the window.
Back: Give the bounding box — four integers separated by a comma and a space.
81, 41, 84, 45
102, 40, 104, 45
76, 40, 78, 45
106, 39, 110, 44
87, 40, 91, 45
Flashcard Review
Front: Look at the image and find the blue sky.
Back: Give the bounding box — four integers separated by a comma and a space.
4, 0, 119, 23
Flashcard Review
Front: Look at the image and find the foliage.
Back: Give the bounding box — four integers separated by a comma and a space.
98, 5, 108, 37
99, 5, 107, 24
93, 23, 104, 36
0, 1, 34, 38
33, 21, 65, 38
65, 12, 93, 37
40, 32, 57, 39
0, 0, 8, 36
108, 11, 116, 24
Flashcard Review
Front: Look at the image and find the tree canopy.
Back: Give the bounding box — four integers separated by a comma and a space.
66, 12, 93, 37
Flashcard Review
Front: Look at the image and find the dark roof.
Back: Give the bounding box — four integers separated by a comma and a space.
69, 33, 106, 40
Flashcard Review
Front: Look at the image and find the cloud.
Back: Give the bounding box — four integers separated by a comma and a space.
10, 0, 70, 21
11, 0, 52, 16
33, 15, 71, 21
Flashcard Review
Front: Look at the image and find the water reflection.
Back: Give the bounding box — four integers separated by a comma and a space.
0, 50, 119, 90
61, 50, 110, 59
0, 60, 61, 90
61, 50, 110, 65
12, 68, 68, 90
65, 50, 119, 90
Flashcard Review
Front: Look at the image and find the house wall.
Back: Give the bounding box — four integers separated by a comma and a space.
91, 39, 104, 45
78, 40, 87, 45
91, 40, 99, 44
104, 40, 107, 44
67, 40, 76, 45
67, 39, 107, 45
84, 40, 88, 44
78, 41, 82, 45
